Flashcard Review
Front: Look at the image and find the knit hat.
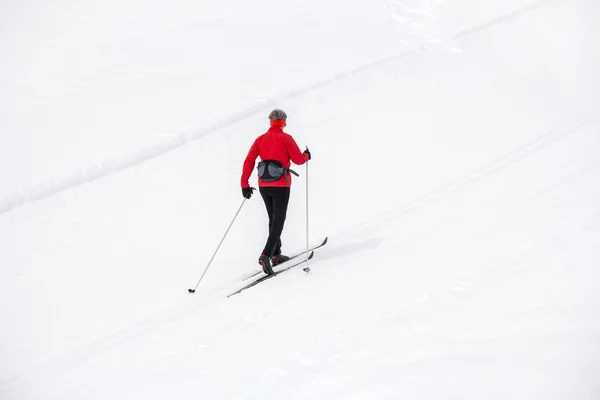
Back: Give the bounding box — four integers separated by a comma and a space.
269, 109, 287, 120
269, 109, 287, 128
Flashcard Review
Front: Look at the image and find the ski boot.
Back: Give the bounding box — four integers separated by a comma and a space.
258, 254, 274, 275
271, 254, 290, 266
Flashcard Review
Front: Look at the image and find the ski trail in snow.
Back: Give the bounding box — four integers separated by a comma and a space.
0, 0, 555, 215
0, 238, 341, 396
0, 286, 228, 396
1, 251, 331, 396
455, 0, 556, 38
337, 107, 600, 241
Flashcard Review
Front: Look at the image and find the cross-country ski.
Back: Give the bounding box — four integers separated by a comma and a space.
228, 251, 315, 297
242, 236, 328, 281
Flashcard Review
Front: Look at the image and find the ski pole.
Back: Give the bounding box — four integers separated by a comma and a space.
303, 155, 310, 273
188, 195, 250, 293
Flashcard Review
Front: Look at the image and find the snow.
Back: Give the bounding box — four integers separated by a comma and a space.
1, 0, 600, 399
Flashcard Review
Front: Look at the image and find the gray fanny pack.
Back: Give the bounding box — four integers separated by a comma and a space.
257, 160, 299, 182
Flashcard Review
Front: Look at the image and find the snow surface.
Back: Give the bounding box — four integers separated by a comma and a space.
1, 0, 600, 399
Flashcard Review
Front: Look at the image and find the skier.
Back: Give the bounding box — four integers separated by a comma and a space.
241, 109, 311, 275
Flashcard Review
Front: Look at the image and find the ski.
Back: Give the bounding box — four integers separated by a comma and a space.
242, 236, 328, 281
228, 251, 315, 297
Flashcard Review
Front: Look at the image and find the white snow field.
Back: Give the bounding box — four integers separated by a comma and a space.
1, 0, 600, 399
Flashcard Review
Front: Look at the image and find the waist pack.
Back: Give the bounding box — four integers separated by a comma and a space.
257, 160, 299, 183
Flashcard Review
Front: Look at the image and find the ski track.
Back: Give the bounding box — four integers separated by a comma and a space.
0, 237, 330, 395
0, 284, 231, 396
454, 0, 555, 38
338, 106, 600, 242
0, 0, 554, 216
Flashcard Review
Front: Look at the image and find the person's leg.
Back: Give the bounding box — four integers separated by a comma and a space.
260, 187, 290, 256
259, 187, 275, 235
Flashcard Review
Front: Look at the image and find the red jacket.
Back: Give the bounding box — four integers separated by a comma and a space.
241, 127, 308, 188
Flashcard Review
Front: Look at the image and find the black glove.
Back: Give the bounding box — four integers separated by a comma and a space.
304, 147, 311, 160
242, 187, 255, 199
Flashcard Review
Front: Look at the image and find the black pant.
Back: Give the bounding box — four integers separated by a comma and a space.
259, 186, 291, 257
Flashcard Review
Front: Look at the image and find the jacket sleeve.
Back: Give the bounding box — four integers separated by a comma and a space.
241, 139, 259, 188
285, 134, 309, 166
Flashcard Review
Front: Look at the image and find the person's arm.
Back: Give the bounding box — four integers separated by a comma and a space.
285, 135, 309, 165
241, 139, 259, 188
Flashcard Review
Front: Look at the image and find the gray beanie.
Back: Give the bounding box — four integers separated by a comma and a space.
269, 109, 287, 120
